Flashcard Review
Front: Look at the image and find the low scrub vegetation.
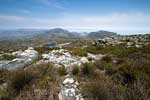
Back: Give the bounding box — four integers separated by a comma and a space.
0, 54, 16, 60
81, 63, 95, 77
84, 46, 103, 54
0, 40, 149, 100
123, 79, 150, 100
72, 47, 87, 57
81, 74, 119, 100
66, 47, 88, 57
9, 70, 34, 93
72, 66, 79, 75
58, 66, 67, 76
34, 46, 60, 54
0, 63, 60, 100
0, 89, 10, 100
78, 44, 150, 100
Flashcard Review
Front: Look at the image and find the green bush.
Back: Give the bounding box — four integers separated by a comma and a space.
34, 46, 59, 54
31, 55, 42, 64
71, 47, 87, 57
94, 58, 116, 75
58, 66, 67, 76
0, 69, 10, 84
123, 79, 150, 100
35, 63, 56, 88
0, 90, 10, 100
87, 57, 93, 61
0, 54, 16, 60
72, 66, 79, 75
101, 55, 112, 63
112, 46, 138, 58
94, 60, 105, 70
81, 74, 119, 100
115, 58, 125, 65
81, 63, 95, 77
10, 70, 34, 93
84, 46, 103, 54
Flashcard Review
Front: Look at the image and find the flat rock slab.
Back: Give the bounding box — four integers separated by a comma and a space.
59, 76, 84, 100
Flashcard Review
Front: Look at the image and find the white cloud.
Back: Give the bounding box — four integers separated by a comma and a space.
0, 12, 150, 34
0, 15, 25, 21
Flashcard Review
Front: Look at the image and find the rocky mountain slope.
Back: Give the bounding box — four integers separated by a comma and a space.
0, 29, 47, 40
0, 28, 118, 40
32, 28, 81, 40
87, 30, 117, 38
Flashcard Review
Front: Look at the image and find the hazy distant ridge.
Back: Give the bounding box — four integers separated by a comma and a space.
0, 28, 117, 40
87, 30, 117, 38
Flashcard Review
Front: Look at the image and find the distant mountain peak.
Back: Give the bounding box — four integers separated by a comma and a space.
87, 30, 117, 38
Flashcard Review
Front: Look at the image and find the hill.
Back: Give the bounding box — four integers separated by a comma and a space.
32, 28, 82, 40
0, 28, 117, 41
0, 29, 47, 40
87, 30, 117, 38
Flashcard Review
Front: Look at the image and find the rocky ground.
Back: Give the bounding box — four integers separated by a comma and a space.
40, 49, 103, 100
36, 48, 103, 100
0, 47, 104, 100
59, 76, 84, 100
0, 47, 38, 70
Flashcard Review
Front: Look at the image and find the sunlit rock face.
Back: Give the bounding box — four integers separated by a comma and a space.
42, 49, 89, 68
0, 47, 38, 70
42, 49, 86, 100
12, 47, 38, 58
59, 76, 84, 100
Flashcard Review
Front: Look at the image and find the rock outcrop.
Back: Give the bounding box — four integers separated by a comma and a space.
59, 76, 84, 100
42, 49, 89, 67
0, 47, 38, 70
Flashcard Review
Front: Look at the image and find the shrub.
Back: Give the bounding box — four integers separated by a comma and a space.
81, 74, 119, 100
84, 46, 103, 54
35, 63, 56, 88
71, 47, 87, 57
93, 60, 105, 70
101, 55, 112, 63
34, 46, 59, 54
123, 79, 150, 100
112, 46, 138, 58
87, 57, 93, 61
81, 63, 95, 77
115, 62, 136, 84
72, 66, 79, 75
37, 63, 54, 77
0, 54, 16, 60
31, 56, 42, 64
94, 59, 116, 75
58, 66, 67, 76
0, 90, 10, 100
115, 58, 125, 65
9, 70, 34, 93
0, 69, 10, 84
104, 63, 115, 74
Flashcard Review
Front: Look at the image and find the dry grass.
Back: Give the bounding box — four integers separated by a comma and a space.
81, 74, 119, 100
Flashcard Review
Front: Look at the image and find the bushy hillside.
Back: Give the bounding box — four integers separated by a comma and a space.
87, 30, 117, 38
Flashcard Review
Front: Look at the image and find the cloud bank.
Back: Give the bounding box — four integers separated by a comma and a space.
0, 12, 150, 34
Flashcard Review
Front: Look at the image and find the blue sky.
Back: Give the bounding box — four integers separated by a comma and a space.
0, 0, 150, 34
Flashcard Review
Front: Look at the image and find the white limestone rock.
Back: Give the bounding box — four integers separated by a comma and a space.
59, 76, 84, 100
42, 49, 89, 68
63, 77, 74, 84
1, 47, 39, 70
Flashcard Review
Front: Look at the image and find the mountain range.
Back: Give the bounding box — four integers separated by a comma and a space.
0, 28, 117, 40
87, 30, 117, 38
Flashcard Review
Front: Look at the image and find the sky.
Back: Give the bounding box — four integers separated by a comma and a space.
0, 0, 150, 34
